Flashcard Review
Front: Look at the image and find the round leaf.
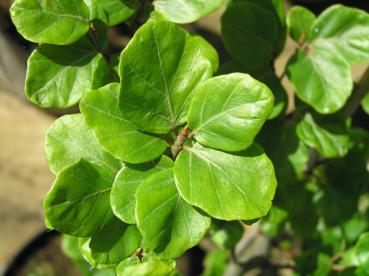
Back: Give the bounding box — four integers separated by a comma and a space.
296, 113, 350, 158
136, 169, 211, 258
355, 232, 369, 273
174, 143, 277, 221
44, 159, 116, 236
119, 20, 213, 134
188, 73, 274, 152
111, 155, 173, 224
10, 0, 90, 45
361, 92, 369, 115
117, 259, 178, 276
45, 114, 121, 175
26, 40, 112, 108
287, 47, 352, 114
80, 83, 168, 163
286, 6, 316, 43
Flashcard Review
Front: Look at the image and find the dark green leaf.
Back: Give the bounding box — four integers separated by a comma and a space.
26, 40, 112, 108
136, 169, 211, 258
188, 73, 274, 152
80, 83, 168, 163
119, 20, 213, 134
10, 0, 90, 45
111, 155, 173, 224
153, 0, 224, 24
210, 221, 244, 249
361, 92, 369, 115
175, 143, 277, 221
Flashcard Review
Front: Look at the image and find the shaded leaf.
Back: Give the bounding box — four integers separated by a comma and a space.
210, 221, 244, 249
361, 92, 369, 115
80, 83, 168, 163
202, 250, 229, 276
175, 143, 277, 220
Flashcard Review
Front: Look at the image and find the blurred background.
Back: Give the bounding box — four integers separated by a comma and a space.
1, 0, 369, 275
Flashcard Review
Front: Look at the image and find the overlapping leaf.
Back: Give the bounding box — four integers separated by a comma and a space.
117, 259, 178, 276
80, 83, 168, 163
286, 6, 316, 44
174, 143, 277, 221
136, 169, 211, 258
111, 155, 173, 224
26, 38, 112, 108
153, 0, 224, 24
119, 20, 213, 134
188, 73, 274, 152
10, 0, 90, 45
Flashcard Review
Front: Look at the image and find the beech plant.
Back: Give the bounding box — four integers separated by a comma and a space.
10, 0, 369, 275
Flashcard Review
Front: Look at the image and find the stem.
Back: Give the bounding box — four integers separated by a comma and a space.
343, 65, 369, 118
171, 125, 189, 159
89, 22, 108, 59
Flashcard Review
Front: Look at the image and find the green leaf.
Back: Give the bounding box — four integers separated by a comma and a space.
287, 46, 352, 114
313, 253, 332, 276
355, 232, 369, 273
188, 73, 274, 152
202, 250, 229, 276
210, 221, 244, 249
10, 0, 90, 45
44, 159, 117, 236
45, 114, 121, 175
221, 0, 286, 71
296, 113, 350, 158
26, 39, 112, 108
61, 235, 92, 274
174, 143, 277, 221
111, 155, 173, 224
153, 0, 224, 24
361, 92, 369, 115
309, 4, 369, 64
261, 206, 288, 237
80, 83, 168, 163
84, 0, 135, 26
89, 217, 141, 265
117, 259, 178, 276
191, 35, 219, 74
136, 169, 211, 258
287, 6, 315, 44
119, 20, 213, 134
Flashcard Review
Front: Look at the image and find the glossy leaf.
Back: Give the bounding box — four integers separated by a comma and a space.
309, 5, 369, 64
287, 6, 316, 43
44, 159, 116, 236
296, 113, 350, 158
111, 155, 173, 224
119, 20, 213, 134
117, 259, 178, 276
84, 0, 135, 26
80, 83, 168, 163
362, 92, 369, 115
153, 0, 224, 24
26, 40, 112, 108
136, 169, 211, 258
10, 0, 90, 45
287, 46, 352, 114
355, 232, 369, 273
191, 35, 219, 74
222, 0, 286, 71
188, 73, 274, 152
45, 114, 121, 175
175, 143, 277, 221
89, 217, 141, 265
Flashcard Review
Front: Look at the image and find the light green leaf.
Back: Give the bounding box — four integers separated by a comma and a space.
117, 259, 178, 276
80, 83, 168, 163
111, 155, 173, 224
84, 0, 135, 26
210, 221, 244, 249
313, 253, 332, 276
174, 143, 277, 221
221, 0, 286, 71
89, 217, 141, 265
10, 0, 90, 45
362, 92, 369, 115
26, 39, 112, 108
191, 35, 219, 73
136, 169, 211, 258
61, 235, 92, 274
287, 46, 352, 114
153, 0, 224, 24
45, 114, 121, 175
287, 6, 315, 44
355, 232, 369, 273
119, 20, 213, 134
309, 4, 369, 64
188, 73, 274, 152
296, 113, 350, 158
202, 250, 229, 276
44, 159, 116, 236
